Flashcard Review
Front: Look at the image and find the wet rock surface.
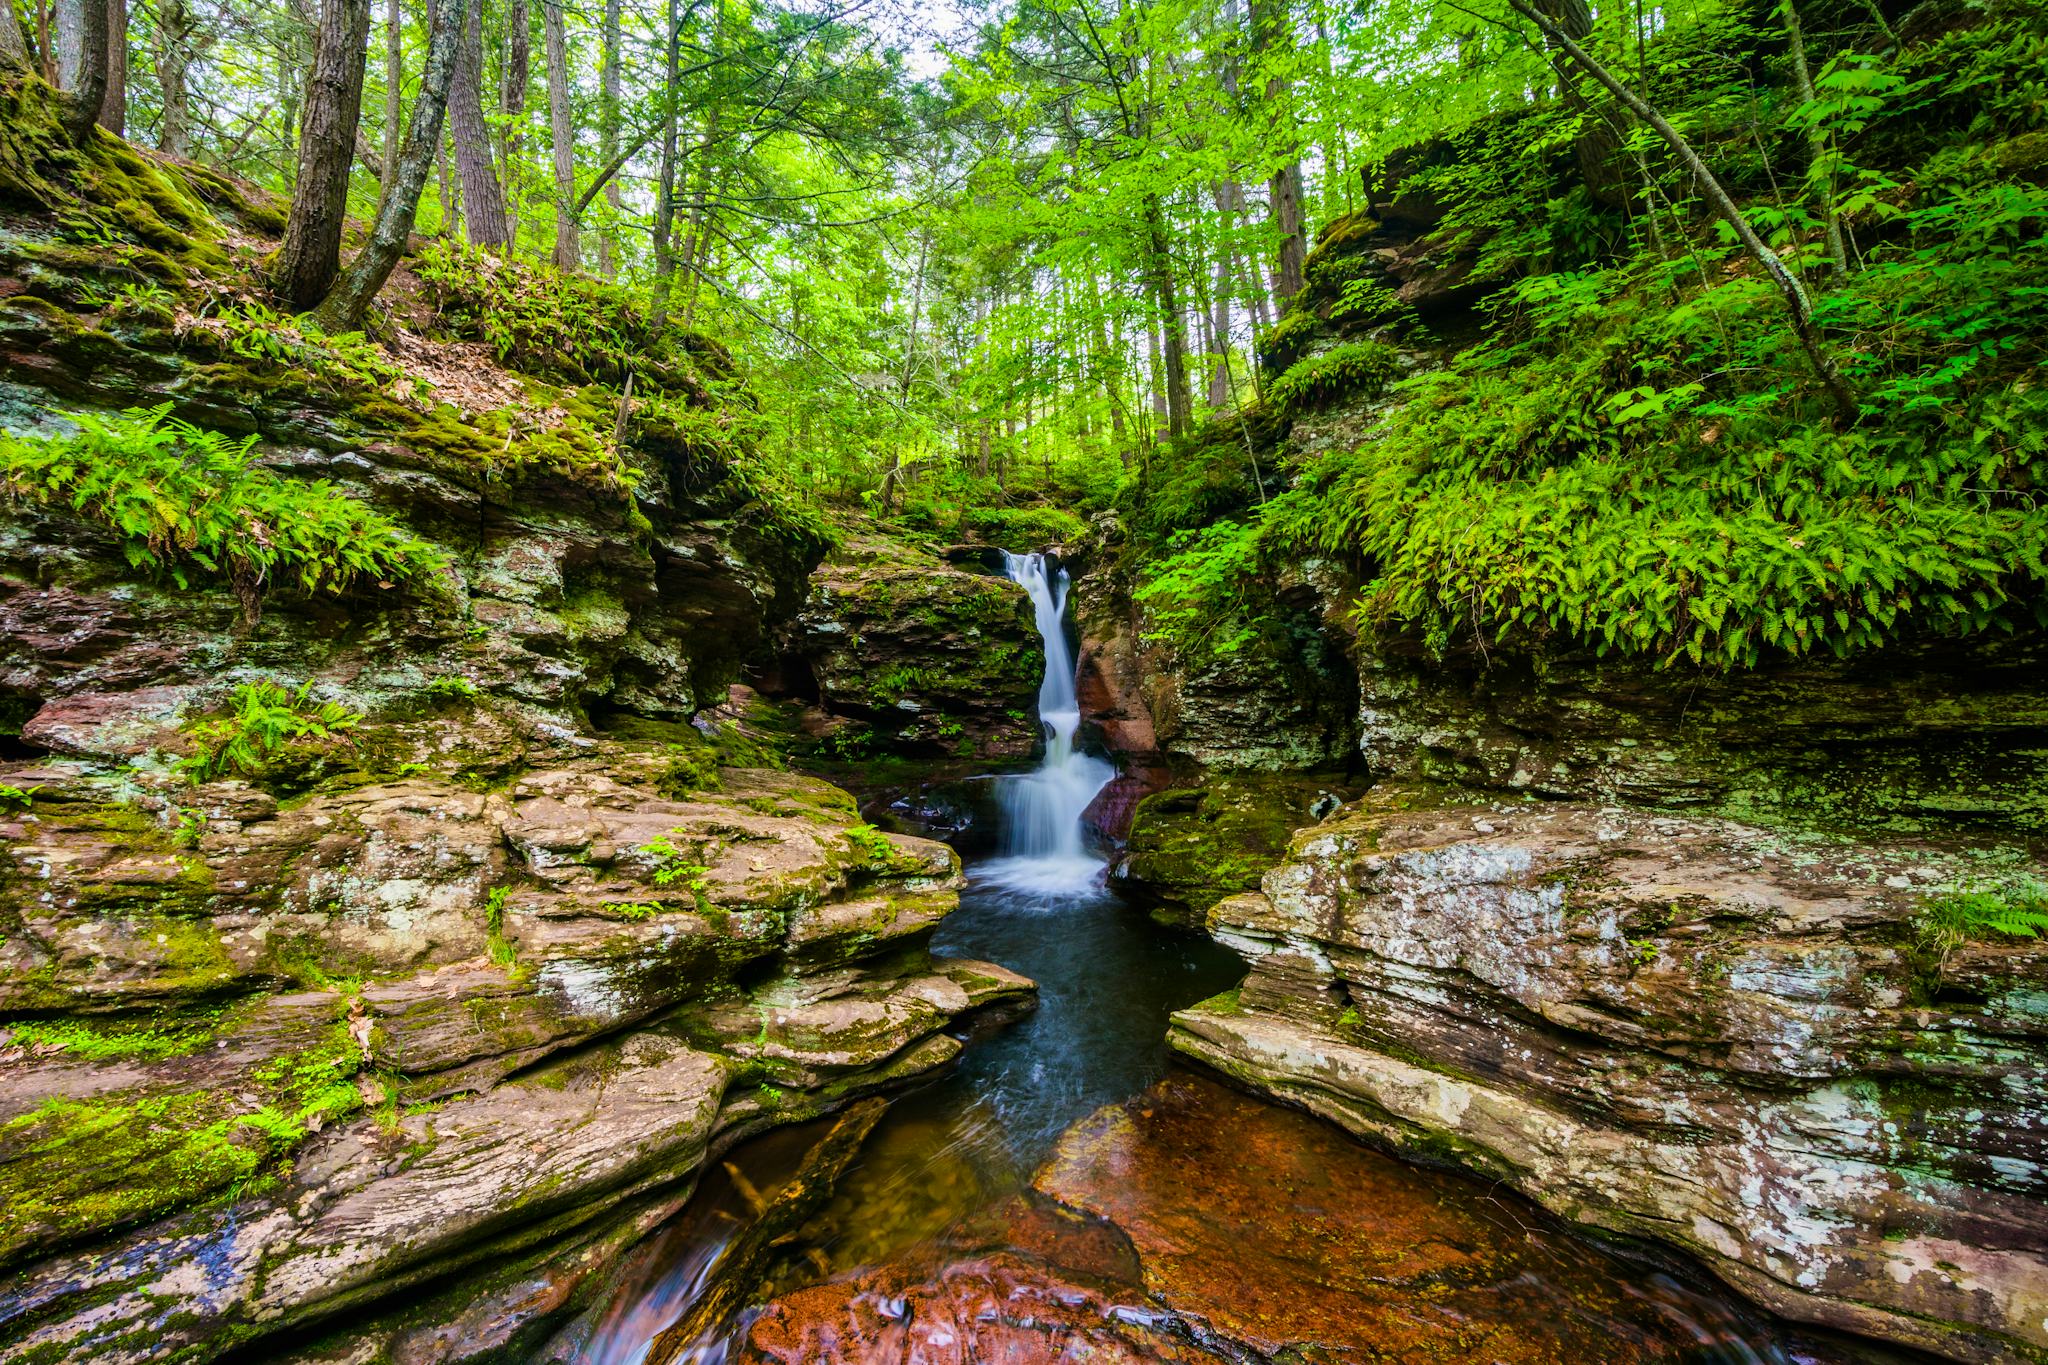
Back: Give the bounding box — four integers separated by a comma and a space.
0, 749, 1034, 1362
1168, 786, 2048, 1364
738, 1071, 1843, 1364
1113, 769, 1358, 928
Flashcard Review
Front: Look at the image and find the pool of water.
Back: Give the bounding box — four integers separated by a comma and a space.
569, 856, 1859, 1365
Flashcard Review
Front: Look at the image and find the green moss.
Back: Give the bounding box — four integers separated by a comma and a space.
0, 1093, 265, 1271
3, 1011, 218, 1061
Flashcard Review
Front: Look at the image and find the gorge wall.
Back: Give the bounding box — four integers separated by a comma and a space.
0, 94, 1034, 1363
1081, 84, 2048, 1365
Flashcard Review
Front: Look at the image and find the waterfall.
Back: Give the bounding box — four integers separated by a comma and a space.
983, 551, 1116, 895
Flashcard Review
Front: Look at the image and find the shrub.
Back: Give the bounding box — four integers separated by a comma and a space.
959, 504, 1088, 548
0, 405, 444, 623
1255, 310, 1320, 373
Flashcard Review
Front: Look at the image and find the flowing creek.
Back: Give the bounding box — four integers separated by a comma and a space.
569, 555, 1851, 1365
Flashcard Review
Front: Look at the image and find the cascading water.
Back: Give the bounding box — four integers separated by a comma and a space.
981, 551, 1116, 895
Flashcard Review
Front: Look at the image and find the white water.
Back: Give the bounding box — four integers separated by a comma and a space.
979, 551, 1116, 897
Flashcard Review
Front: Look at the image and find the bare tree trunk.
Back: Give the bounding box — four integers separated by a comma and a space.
1508, 0, 1856, 421
96, 0, 124, 133
1250, 0, 1306, 306
447, 0, 507, 247
673, 118, 723, 325
54, 0, 83, 85
543, 0, 577, 269
1781, 0, 1847, 275
597, 0, 620, 275
153, 0, 195, 153
1142, 195, 1192, 437
316, 0, 469, 329
53, 0, 108, 143
437, 130, 460, 234
648, 0, 681, 328
276, 0, 373, 311
498, 0, 528, 248
381, 0, 403, 186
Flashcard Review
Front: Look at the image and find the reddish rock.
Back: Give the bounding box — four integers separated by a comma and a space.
736, 1074, 1817, 1365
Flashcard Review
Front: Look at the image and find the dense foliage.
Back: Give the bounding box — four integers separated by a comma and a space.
1136, 4, 2048, 667
8, 0, 2045, 670
0, 405, 445, 619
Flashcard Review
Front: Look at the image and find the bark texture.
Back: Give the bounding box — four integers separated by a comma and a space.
155, 0, 196, 155
276, 0, 375, 312
543, 0, 578, 270
53, 0, 109, 144
446, 0, 507, 247
316, 0, 469, 329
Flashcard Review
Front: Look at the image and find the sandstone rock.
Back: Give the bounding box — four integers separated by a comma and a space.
0, 746, 1036, 1362
757, 529, 1042, 761
1169, 787, 2048, 1364
1113, 770, 1357, 928
1352, 634, 2048, 838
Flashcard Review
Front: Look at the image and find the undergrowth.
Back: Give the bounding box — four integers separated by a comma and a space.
1137, 13, 2048, 669
0, 405, 444, 622
180, 680, 363, 784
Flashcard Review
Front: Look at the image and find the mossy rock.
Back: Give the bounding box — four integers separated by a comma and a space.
1118, 771, 1358, 928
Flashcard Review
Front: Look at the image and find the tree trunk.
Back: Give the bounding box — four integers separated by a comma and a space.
53, 0, 108, 143
498, 0, 528, 247
0, 0, 27, 68
316, 0, 469, 329
96, 0, 124, 134
1142, 195, 1192, 437
1268, 164, 1306, 306
543, 0, 577, 269
1507, 0, 1856, 421
446, 0, 507, 247
275, 0, 373, 311
1781, 0, 1848, 274
648, 0, 681, 328
1250, 0, 1306, 306
597, 0, 621, 275
154, 0, 194, 153
381, 0, 403, 186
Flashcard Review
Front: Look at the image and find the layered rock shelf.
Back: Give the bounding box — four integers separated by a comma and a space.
0, 749, 1031, 1362
1168, 786, 2048, 1364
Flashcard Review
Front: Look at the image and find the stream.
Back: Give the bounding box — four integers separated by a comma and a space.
570, 554, 1846, 1365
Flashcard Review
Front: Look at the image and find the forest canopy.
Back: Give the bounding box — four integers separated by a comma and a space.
5, 0, 2044, 666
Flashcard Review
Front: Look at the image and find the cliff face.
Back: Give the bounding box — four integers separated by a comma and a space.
758, 532, 1044, 763
0, 90, 1033, 1361
1169, 789, 2048, 1364
1089, 85, 2048, 1365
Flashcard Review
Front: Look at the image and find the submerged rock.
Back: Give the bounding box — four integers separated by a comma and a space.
737, 1071, 1833, 1364
1168, 786, 2048, 1364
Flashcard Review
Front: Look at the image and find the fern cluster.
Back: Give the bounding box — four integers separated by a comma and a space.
180, 680, 362, 783
0, 406, 445, 619
1266, 342, 1400, 419
1918, 877, 2048, 969
1137, 14, 2048, 669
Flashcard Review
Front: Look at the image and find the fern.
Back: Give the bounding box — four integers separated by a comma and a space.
1917, 877, 2048, 970
0, 406, 445, 622
180, 680, 362, 784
